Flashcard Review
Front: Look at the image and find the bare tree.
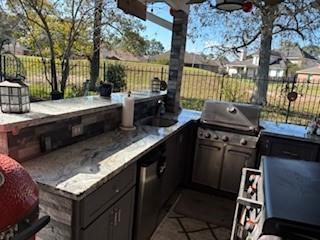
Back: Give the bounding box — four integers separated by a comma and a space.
7, 0, 94, 98
87, 0, 148, 90
191, 0, 320, 105
89, 0, 103, 90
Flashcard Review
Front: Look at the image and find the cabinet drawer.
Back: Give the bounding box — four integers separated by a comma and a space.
80, 164, 137, 228
81, 187, 135, 240
262, 137, 318, 161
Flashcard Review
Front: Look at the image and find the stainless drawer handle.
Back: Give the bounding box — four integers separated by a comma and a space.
282, 151, 299, 158
118, 209, 121, 223
227, 150, 251, 158
199, 144, 221, 150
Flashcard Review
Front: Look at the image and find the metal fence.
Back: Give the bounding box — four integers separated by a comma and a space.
1, 54, 319, 126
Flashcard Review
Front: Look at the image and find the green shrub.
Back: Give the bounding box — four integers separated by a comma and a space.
105, 64, 127, 92
152, 58, 170, 65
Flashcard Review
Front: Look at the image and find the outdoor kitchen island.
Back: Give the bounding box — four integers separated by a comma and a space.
260, 121, 320, 162
11, 95, 201, 240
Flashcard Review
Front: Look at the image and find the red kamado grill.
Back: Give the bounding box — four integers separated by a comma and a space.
0, 155, 50, 240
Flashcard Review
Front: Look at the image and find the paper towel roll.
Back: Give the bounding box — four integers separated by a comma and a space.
121, 93, 135, 128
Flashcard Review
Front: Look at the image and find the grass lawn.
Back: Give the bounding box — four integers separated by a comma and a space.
3, 55, 319, 125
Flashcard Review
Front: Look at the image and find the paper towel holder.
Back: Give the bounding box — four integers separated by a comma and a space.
120, 91, 137, 131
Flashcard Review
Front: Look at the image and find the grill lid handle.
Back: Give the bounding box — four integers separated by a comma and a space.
0, 172, 4, 187
13, 216, 50, 240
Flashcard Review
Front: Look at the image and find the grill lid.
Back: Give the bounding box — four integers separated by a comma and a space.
0, 154, 39, 232
201, 100, 261, 133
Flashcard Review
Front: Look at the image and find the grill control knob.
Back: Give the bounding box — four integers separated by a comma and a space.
240, 139, 248, 145
199, 131, 203, 137
212, 134, 219, 140
204, 132, 211, 139
222, 135, 229, 142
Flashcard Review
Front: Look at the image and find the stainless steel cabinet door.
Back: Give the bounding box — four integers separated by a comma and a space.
136, 158, 164, 240
192, 140, 224, 188
220, 145, 256, 193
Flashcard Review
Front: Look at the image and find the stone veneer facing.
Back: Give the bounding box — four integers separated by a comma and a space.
2, 97, 163, 162
167, 10, 189, 113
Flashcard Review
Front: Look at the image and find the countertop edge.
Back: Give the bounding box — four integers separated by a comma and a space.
27, 111, 200, 201
0, 93, 165, 133
260, 121, 320, 145
0, 103, 122, 133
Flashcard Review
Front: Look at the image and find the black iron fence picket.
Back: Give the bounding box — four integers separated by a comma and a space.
0, 54, 318, 126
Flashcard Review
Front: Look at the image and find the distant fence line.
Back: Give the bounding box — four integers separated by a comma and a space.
0, 54, 319, 126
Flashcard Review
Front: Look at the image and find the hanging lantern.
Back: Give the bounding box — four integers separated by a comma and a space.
0, 79, 30, 114
243, 1, 253, 12
216, 0, 244, 11
151, 77, 161, 93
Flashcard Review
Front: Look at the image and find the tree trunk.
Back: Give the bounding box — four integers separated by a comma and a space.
37, 11, 58, 94
251, 10, 274, 105
89, 0, 103, 91
61, 58, 70, 97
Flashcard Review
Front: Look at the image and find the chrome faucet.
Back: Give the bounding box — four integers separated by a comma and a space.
155, 100, 166, 117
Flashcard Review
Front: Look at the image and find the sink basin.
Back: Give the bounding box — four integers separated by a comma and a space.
143, 117, 178, 127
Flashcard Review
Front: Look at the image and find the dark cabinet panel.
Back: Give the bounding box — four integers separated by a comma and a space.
177, 125, 193, 185
81, 187, 135, 240
161, 133, 178, 205
260, 136, 319, 162
81, 204, 113, 240
80, 164, 136, 228
161, 123, 197, 205
112, 187, 135, 240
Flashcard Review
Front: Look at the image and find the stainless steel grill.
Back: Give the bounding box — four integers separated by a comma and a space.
200, 100, 261, 135
192, 100, 262, 194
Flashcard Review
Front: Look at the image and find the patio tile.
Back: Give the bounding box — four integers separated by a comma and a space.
212, 227, 231, 240
189, 230, 215, 240
179, 217, 209, 232
151, 218, 187, 240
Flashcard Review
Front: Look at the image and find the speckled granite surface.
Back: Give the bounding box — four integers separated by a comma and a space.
23, 109, 201, 200
0, 91, 166, 132
260, 120, 320, 144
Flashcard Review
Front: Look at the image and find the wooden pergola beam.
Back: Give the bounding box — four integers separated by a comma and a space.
139, 0, 190, 13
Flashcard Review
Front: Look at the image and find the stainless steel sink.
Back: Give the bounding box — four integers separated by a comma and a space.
142, 117, 178, 127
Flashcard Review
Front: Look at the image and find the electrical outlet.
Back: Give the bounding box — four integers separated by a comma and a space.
72, 125, 83, 137
40, 136, 52, 152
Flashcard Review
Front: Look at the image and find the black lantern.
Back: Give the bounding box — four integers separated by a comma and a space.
0, 79, 30, 113
216, 0, 244, 11
151, 77, 161, 93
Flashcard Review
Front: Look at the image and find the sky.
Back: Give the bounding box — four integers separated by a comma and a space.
141, 2, 318, 58
142, 3, 204, 53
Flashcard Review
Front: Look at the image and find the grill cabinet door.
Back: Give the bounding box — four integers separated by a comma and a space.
192, 140, 224, 188
220, 145, 256, 193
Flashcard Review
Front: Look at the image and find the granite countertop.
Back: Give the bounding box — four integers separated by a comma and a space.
0, 91, 166, 132
260, 120, 320, 144
22, 109, 201, 200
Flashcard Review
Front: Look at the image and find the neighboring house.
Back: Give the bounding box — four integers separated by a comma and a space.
296, 65, 320, 83
2, 43, 31, 56
101, 48, 142, 62
151, 52, 226, 73
226, 46, 319, 79
183, 52, 225, 73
